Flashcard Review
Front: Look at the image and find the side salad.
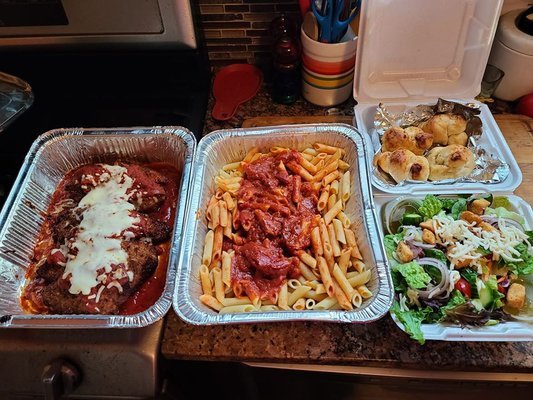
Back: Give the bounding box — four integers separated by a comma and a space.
383, 194, 533, 344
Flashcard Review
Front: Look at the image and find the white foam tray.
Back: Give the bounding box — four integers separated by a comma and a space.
354, 100, 522, 195
373, 193, 533, 341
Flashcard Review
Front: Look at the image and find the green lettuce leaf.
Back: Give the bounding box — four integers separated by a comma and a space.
391, 302, 431, 345
423, 248, 448, 264
440, 198, 458, 211
506, 243, 533, 275
485, 207, 525, 225
383, 232, 404, 265
394, 261, 431, 289
438, 290, 466, 320
450, 198, 467, 220
391, 270, 408, 294
418, 195, 443, 220
485, 275, 505, 309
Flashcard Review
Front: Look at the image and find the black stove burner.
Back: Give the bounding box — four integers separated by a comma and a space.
0, 49, 210, 208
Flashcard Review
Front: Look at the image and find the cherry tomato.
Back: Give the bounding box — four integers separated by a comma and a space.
517, 93, 533, 118
454, 278, 472, 298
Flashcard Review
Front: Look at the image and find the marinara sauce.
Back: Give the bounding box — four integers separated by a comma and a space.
228, 150, 319, 302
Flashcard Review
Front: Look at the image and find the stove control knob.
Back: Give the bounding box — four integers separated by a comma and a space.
42, 359, 81, 400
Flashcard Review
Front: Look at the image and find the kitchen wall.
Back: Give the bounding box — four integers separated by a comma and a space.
199, 0, 530, 69
198, 0, 300, 69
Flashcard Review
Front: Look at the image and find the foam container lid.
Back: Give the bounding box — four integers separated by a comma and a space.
353, 0, 504, 103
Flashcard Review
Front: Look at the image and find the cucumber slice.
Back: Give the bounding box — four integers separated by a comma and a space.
401, 213, 423, 226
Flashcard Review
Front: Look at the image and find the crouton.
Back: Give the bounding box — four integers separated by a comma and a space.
460, 210, 482, 225
422, 229, 436, 245
420, 220, 434, 231
479, 221, 496, 232
397, 241, 414, 263
506, 283, 526, 310
468, 198, 491, 215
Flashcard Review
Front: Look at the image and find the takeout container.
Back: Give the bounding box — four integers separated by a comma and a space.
374, 193, 533, 341
0, 127, 195, 328
175, 124, 394, 325
352, 0, 522, 194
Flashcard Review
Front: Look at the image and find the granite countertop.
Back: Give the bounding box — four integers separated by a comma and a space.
162, 86, 533, 375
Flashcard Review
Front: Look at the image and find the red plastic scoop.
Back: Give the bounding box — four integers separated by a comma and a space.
212, 64, 263, 121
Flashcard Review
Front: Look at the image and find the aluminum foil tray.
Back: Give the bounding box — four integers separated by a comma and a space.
374, 193, 533, 341
175, 124, 394, 325
0, 127, 195, 328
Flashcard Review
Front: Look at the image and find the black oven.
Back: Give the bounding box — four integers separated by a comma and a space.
0, 2, 210, 397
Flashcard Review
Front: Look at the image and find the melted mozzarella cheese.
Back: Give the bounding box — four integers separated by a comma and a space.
62, 165, 139, 296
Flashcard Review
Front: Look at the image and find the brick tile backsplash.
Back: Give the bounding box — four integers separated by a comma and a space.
199, 0, 300, 70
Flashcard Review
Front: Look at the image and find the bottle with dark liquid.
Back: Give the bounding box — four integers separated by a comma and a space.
270, 16, 301, 105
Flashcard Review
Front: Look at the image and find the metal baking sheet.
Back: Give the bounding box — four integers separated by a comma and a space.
0, 127, 195, 328
373, 193, 533, 341
175, 124, 394, 325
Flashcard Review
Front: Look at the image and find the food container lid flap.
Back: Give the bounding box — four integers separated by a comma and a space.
353, 0, 504, 103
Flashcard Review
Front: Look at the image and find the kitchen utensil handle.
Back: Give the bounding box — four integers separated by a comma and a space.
42, 359, 81, 400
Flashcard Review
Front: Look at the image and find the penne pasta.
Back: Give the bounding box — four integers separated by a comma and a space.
288, 279, 301, 290
348, 269, 372, 287
222, 191, 235, 211
278, 281, 289, 310
327, 193, 337, 211
292, 298, 306, 310
311, 226, 323, 256
312, 143, 345, 156
243, 147, 259, 163
221, 250, 233, 287
332, 280, 353, 310
200, 294, 223, 311
198, 142, 371, 315
337, 211, 351, 228
317, 185, 330, 211
212, 226, 224, 263
199, 264, 212, 295
333, 219, 346, 244
219, 200, 228, 227
341, 170, 351, 202
338, 247, 352, 274
351, 291, 363, 308
213, 267, 224, 303
220, 297, 253, 307
357, 284, 373, 299
327, 223, 342, 257
298, 251, 317, 269
313, 296, 338, 310
317, 256, 335, 297
202, 230, 214, 267
323, 200, 343, 225
288, 285, 312, 306
332, 264, 355, 299
305, 298, 316, 310
299, 262, 318, 281
223, 161, 241, 171
220, 304, 256, 314
330, 180, 339, 195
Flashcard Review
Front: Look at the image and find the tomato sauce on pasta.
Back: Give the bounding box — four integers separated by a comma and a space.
228, 150, 319, 302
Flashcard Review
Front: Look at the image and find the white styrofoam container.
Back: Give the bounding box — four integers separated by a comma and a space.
352, 0, 522, 194
373, 193, 533, 341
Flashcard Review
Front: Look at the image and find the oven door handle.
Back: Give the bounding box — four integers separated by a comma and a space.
42, 358, 81, 400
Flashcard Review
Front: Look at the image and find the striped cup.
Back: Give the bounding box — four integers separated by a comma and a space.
301, 26, 358, 106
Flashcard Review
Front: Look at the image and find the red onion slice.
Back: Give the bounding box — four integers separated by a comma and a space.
415, 257, 450, 300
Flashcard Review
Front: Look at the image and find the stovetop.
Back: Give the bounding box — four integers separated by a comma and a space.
0, 48, 210, 398
0, 49, 210, 207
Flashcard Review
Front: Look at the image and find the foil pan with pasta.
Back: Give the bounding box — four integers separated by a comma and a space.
0, 127, 195, 328
175, 124, 394, 325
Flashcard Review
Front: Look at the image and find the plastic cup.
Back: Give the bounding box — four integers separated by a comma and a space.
300, 26, 358, 107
